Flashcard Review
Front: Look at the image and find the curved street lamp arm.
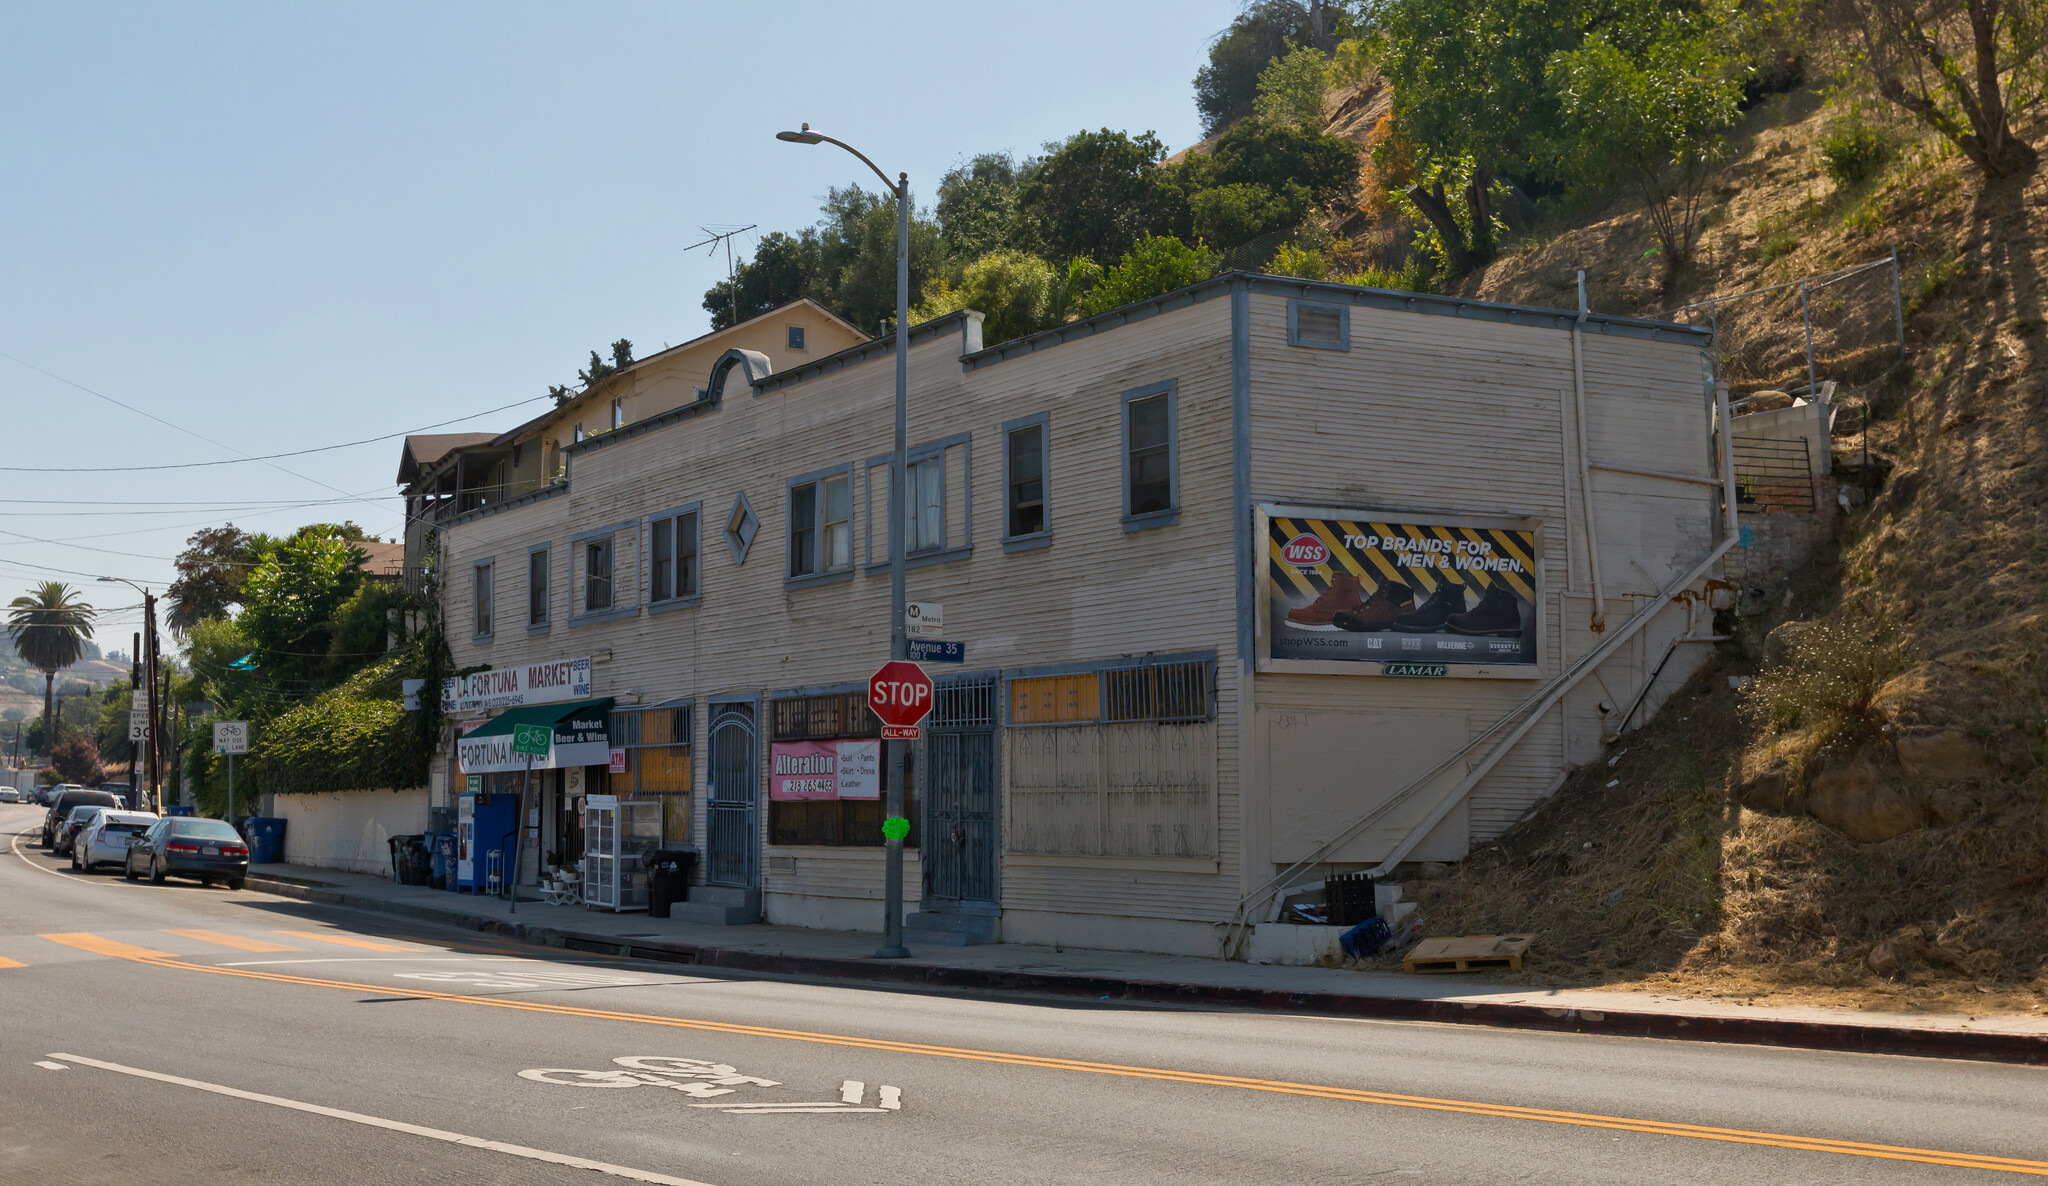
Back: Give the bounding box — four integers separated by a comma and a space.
810, 133, 902, 197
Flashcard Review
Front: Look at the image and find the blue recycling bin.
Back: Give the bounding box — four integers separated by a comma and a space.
244, 817, 287, 864
426, 831, 456, 890
165, 805, 195, 817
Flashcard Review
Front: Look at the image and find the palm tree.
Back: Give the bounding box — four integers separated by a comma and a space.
6, 582, 96, 751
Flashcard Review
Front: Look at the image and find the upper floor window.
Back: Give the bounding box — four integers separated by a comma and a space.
1121, 382, 1177, 527
472, 561, 494, 637
527, 548, 548, 628
650, 509, 700, 603
789, 471, 851, 578
585, 537, 613, 611
787, 325, 806, 351
1004, 417, 1047, 540
610, 397, 624, 430
573, 422, 585, 444
904, 457, 944, 553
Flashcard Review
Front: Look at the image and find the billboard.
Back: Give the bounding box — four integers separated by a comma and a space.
1261, 506, 1540, 674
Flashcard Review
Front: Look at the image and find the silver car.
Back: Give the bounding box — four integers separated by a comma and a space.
74, 810, 159, 872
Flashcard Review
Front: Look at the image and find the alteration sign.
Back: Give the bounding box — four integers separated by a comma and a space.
1263, 508, 1539, 671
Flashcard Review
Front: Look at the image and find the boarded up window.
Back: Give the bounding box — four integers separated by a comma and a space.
611, 705, 691, 842
768, 692, 912, 848
1005, 659, 1215, 858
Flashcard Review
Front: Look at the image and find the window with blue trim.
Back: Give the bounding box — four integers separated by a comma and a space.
1122, 384, 1176, 524
649, 510, 699, 603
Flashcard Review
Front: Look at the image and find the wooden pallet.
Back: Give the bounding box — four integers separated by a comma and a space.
1403, 934, 1534, 974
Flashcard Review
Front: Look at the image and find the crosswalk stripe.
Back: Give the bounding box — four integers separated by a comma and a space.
273, 930, 428, 953
163, 929, 301, 953
40, 933, 174, 959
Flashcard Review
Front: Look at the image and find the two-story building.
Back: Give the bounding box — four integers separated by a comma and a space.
433, 273, 1731, 958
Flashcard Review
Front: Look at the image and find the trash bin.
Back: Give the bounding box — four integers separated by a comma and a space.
166, 805, 194, 817
425, 831, 455, 890
387, 833, 427, 884
244, 817, 287, 865
642, 847, 696, 919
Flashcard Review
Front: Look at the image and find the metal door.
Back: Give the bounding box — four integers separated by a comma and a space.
706, 702, 758, 888
923, 678, 998, 907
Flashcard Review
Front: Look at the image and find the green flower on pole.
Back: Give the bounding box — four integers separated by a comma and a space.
881, 816, 910, 842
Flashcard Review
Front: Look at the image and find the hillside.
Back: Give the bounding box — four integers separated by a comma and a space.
1365, 83, 2048, 1010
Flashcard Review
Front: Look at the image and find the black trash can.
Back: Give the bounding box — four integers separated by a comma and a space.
643, 847, 696, 919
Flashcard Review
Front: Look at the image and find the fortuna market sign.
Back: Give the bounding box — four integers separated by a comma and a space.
442, 658, 592, 713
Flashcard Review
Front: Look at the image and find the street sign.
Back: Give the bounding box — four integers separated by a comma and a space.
868, 661, 934, 729
401, 678, 425, 711
906, 639, 964, 664
128, 710, 150, 741
512, 723, 552, 757
880, 725, 921, 741
905, 602, 943, 638
212, 720, 249, 755
131, 690, 147, 710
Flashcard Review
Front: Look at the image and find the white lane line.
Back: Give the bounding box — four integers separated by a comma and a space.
8, 828, 105, 886
878, 1085, 902, 1111
34, 1060, 66, 1070
840, 1079, 863, 1104
48, 1053, 722, 1186
216, 957, 533, 967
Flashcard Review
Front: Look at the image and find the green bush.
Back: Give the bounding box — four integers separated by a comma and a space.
241, 657, 430, 796
1071, 236, 1218, 317
1739, 622, 1901, 743
1821, 126, 1892, 187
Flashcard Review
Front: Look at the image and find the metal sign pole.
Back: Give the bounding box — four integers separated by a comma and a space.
227, 752, 234, 821
512, 753, 530, 914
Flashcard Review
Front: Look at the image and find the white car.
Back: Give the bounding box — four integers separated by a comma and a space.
0, 788, 18, 803
75, 810, 160, 873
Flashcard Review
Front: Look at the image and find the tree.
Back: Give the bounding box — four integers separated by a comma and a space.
702, 230, 824, 330
95, 678, 136, 766
47, 733, 102, 785
6, 581, 95, 742
916, 250, 1060, 345
1373, 0, 1580, 267
1013, 130, 1191, 266
701, 188, 942, 335
167, 525, 256, 632
1841, 0, 2043, 178
937, 153, 1023, 261
1072, 235, 1219, 317
1550, 13, 1746, 274
1255, 44, 1332, 129
1195, 1, 1318, 134
237, 531, 365, 692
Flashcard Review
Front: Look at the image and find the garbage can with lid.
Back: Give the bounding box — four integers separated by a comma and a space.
642, 847, 696, 919
425, 831, 456, 890
244, 818, 288, 865
387, 833, 428, 884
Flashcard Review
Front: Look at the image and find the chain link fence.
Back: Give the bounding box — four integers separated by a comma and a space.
1657, 253, 1904, 405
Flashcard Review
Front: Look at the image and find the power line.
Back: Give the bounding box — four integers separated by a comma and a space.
0, 360, 543, 473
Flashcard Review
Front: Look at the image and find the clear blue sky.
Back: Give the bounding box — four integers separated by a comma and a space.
0, 1, 1233, 647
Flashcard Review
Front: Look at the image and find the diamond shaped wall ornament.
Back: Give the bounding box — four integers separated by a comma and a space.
725, 491, 758, 565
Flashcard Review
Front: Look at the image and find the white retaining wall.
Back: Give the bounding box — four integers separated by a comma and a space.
271, 788, 429, 876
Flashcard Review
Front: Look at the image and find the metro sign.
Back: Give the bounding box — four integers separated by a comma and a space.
868, 660, 934, 738
1281, 532, 1330, 569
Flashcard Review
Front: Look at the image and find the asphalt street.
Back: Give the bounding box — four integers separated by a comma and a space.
0, 801, 2042, 1185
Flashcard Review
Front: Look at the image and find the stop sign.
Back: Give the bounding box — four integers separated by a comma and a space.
868, 660, 934, 728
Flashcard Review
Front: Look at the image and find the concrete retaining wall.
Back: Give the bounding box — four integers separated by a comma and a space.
272, 788, 429, 876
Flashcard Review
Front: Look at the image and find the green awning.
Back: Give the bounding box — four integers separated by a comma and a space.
458, 698, 613, 772
464, 698, 612, 739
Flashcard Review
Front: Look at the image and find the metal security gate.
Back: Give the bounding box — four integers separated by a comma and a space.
923, 676, 998, 908
706, 701, 758, 888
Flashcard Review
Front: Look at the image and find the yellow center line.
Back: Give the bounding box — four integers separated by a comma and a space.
273, 930, 433, 953
163, 929, 303, 953
0, 956, 25, 969
108, 950, 2048, 1176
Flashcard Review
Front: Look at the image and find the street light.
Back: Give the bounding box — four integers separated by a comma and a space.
777, 122, 913, 959
99, 576, 160, 812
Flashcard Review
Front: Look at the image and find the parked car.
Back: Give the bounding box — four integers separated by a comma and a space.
54, 805, 113, 856
0, 787, 18, 803
73, 810, 158, 872
97, 783, 136, 810
125, 817, 249, 889
42, 788, 119, 848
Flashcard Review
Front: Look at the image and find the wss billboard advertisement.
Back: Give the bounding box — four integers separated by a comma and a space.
1262, 508, 1539, 672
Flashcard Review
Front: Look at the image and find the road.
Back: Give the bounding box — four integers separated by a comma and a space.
0, 801, 2042, 1185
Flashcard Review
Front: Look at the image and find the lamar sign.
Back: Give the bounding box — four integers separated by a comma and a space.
442, 658, 591, 713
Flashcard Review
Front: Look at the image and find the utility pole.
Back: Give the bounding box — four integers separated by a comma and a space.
144, 590, 160, 813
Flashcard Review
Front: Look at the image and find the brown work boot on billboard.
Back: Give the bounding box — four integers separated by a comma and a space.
1333, 581, 1414, 631
1446, 583, 1523, 636
1391, 583, 1468, 633
1286, 572, 1364, 625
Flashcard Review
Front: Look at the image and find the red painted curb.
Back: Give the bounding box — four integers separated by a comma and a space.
247, 876, 2048, 1066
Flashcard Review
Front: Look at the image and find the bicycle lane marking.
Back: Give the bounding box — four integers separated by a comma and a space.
81, 947, 2048, 1176
44, 1052, 721, 1186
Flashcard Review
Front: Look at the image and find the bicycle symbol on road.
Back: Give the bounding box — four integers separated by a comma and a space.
519, 1055, 903, 1114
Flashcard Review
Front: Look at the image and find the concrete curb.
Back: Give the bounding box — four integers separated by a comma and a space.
247, 875, 2048, 1067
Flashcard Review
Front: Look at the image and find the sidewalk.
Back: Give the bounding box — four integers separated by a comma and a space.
245, 862, 2048, 1065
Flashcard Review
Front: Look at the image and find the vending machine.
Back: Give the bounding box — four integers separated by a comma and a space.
455, 790, 519, 893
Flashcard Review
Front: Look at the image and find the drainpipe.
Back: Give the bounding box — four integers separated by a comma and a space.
1572, 271, 1608, 632
1716, 379, 1739, 539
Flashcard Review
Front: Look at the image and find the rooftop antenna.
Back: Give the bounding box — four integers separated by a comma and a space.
685, 224, 759, 331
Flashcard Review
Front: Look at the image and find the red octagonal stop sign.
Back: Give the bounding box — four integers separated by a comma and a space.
868, 660, 934, 728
